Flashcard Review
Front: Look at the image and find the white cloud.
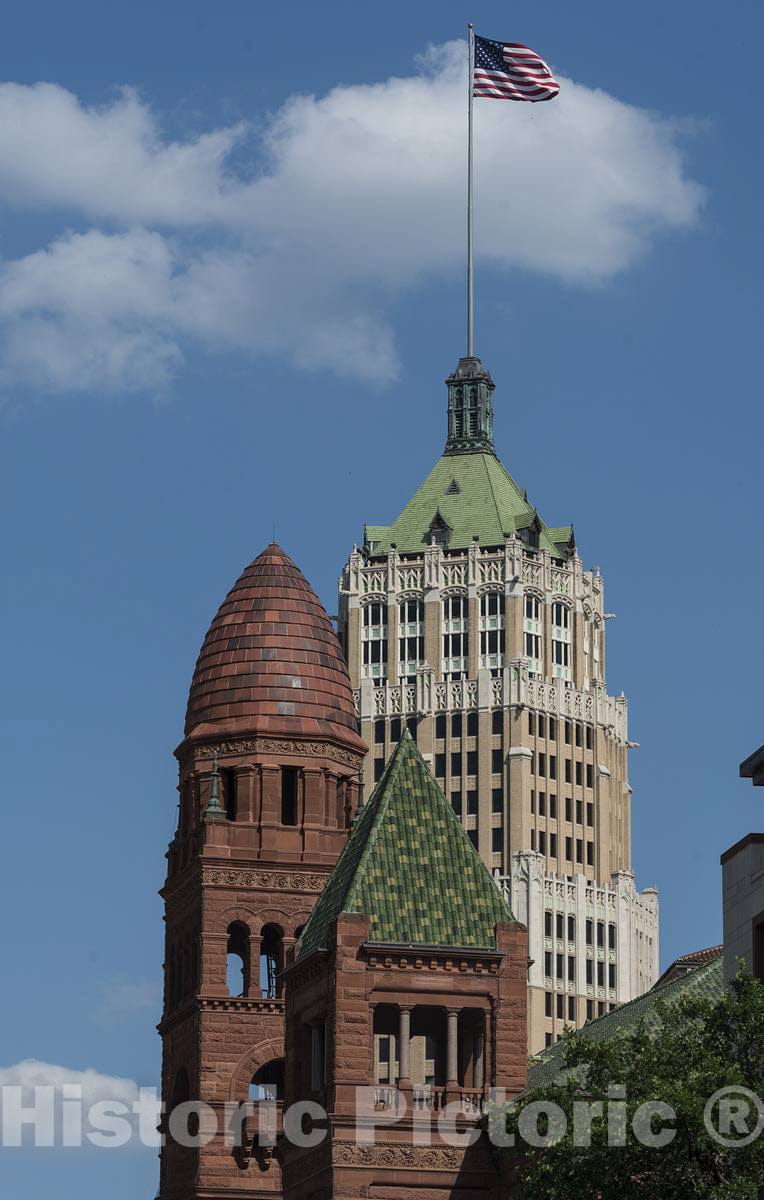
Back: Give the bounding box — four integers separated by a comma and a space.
0, 43, 705, 393
0, 1060, 159, 1151
0, 1059, 141, 1108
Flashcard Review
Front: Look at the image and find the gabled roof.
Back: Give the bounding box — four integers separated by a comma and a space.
740, 743, 764, 785
364, 451, 568, 557
298, 730, 514, 956
654, 944, 723, 988
527, 950, 724, 1089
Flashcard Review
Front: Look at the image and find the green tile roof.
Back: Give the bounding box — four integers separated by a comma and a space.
527, 953, 724, 1089
363, 451, 569, 557
298, 730, 514, 956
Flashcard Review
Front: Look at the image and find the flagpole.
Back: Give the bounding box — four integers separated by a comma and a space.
467, 22, 475, 358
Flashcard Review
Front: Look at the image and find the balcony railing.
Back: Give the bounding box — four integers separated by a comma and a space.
373, 1086, 485, 1116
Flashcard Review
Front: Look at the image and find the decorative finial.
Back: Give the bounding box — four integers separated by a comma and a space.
206, 750, 225, 819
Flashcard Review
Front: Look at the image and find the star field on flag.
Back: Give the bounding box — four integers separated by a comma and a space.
473, 35, 560, 102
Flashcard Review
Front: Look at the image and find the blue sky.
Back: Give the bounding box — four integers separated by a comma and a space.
1, 1, 762, 1194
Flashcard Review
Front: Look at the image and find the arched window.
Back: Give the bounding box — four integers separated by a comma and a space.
362, 601, 388, 681
398, 599, 424, 683
468, 387, 478, 435
453, 387, 464, 437
260, 924, 284, 998
552, 601, 572, 682
226, 922, 250, 998
523, 594, 542, 676
479, 591, 505, 674
249, 1059, 284, 1102
443, 595, 468, 680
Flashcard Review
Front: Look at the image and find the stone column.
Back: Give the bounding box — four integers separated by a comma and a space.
247, 933, 262, 998
398, 1007, 412, 1088
474, 1015, 485, 1091
282, 935, 297, 970
446, 1009, 459, 1090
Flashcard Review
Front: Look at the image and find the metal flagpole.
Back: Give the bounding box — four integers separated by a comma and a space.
467, 22, 475, 357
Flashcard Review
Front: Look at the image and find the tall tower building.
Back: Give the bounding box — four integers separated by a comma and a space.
338, 356, 659, 1053
158, 544, 365, 1199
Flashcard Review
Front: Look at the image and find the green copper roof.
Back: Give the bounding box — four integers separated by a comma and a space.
527, 953, 724, 1089
364, 451, 567, 557
298, 730, 514, 956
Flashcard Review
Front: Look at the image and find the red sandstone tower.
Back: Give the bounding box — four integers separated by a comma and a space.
281, 731, 528, 1200
158, 543, 366, 1199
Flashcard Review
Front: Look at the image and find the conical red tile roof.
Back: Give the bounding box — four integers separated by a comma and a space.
185, 543, 363, 749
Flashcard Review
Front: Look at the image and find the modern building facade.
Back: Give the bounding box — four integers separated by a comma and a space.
339, 356, 659, 1052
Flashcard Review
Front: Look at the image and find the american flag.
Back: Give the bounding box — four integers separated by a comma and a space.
473, 35, 560, 102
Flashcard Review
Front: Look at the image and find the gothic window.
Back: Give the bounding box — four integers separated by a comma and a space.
468, 387, 479, 435
260, 924, 284, 998
552, 601, 572, 682
523, 595, 542, 675
443, 594, 468, 679
398, 599, 424, 682
226, 922, 250, 998
362, 601, 388, 681
520, 524, 540, 550
454, 389, 464, 438
429, 514, 451, 548
479, 591, 505, 674
249, 1059, 284, 1102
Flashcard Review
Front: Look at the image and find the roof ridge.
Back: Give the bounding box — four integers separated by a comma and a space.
582, 954, 721, 1036
343, 733, 413, 913
481, 452, 505, 534
298, 730, 514, 955
675, 944, 723, 963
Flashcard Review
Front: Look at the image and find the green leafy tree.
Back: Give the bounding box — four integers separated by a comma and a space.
492, 971, 764, 1198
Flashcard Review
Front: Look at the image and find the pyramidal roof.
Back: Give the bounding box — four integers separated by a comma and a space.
298, 730, 514, 956
365, 452, 570, 557
362, 357, 574, 558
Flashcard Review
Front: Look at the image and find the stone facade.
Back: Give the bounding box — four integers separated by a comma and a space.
158, 541, 530, 1200
281, 913, 527, 1200
157, 545, 365, 1200
339, 357, 659, 1052
499, 852, 658, 1050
